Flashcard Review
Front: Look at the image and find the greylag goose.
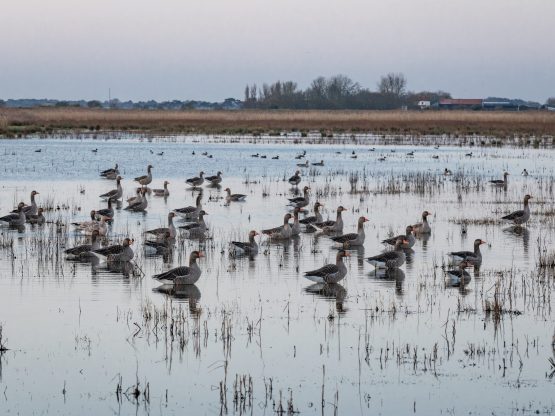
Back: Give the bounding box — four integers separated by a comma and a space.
124, 188, 148, 211
366, 237, 408, 269
291, 207, 304, 236
412, 211, 432, 234
152, 181, 170, 197
287, 186, 310, 208
297, 160, 309, 168
27, 208, 45, 225
489, 172, 509, 186
0, 203, 26, 227
96, 199, 114, 221
299, 202, 323, 225
80, 217, 108, 236
174, 193, 203, 220
262, 213, 293, 239
314, 206, 347, 233
288, 170, 301, 186
99, 176, 123, 201
92, 238, 134, 262
304, 250, 350, 284
501, 195, 532, 226
311, 160, 324, 166
230, 230, 259, 255
382, 225, 415, 249
330, 216, 368, 247
153, 251, 204, 285
144, 231, 174, 255
205, 171, 223, 186
65, 230, 101, 260
186, 171, 204, 187
145, 212, 176, 238
179, 210, 208, 237
14, 191, 39, 216
448, 238, 486, 266
134, 165, 153, 187
72, 210, 97, 229
446, 260, 472, 287
225, 188, 247, 202
100, 164, 119, 178
127, 188, 142, 204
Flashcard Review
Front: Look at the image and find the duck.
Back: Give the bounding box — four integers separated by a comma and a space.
134, 165, 153, 187
152, 251, 204, 285
501, 194, 532, 226
95, 199, 114, 221
0, 203, 26, 227
382, 225, 415, 249
304, 250, 350, 284
443, 168, 453, 176
230, 230, 259, 256
329, 216, 368, 247
145, 212, 177, 238
152, 181, 170, 197
27, 208, 45, 225
287, 186, 310, 208
262, 213, 293, 239
100, 164, 119, 178
65, 230, 101, 260
313, 206, 347, 233
446, 260, 473, 287
448, 238, 486, 267
299, 202, 323, 225
288, 170, 301, 186
179, 210, 208, 237
186, 171, 204, 187
489, 172, 509, 186
91, 238, 134, 262
366, 237, 408, 269
311, 160, 324, 166
124, 188, 148, 211
174, 193, 203, 220
205, 171, 223, 186
225, 188, 247, 202
272, 156, 279, 160
412, 211, 432, 234
521, 169, 529, 177
99, 176, 123, 201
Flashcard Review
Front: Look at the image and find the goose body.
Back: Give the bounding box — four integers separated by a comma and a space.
225, 188, 247, 202
446, 260, 473, 287
186, 171, 204, 187
134, 165, 153, 186
27, 208, 45, 225
330, 216, 368, 247
205, 171, 222, 186
230, 230, 259, 255
145, 212, 176, 238
15, 191, 39, 216
65, 230, 100, 260
299, 202, 323, 225
152, 181, 170, 197
288, 186, 310, 208
174, 194, 203, 219
124, 189, 148, 211
448, 239, 485, 267
262, 213, 292, 239
288, 170, 301, 186
313, 206, 346, 233
153, 251, 204, 285
366, 238, 407, 269
95, 199, 114, 220
91, 238, 134, 262
489, 172, 509, 186
412, 211, 432, 234
179, 210, 208, 237
501, 195, 532, 225
100, 176, 123, 201
1, 203, 26, 227
382, 225, 415, 249
100, 164, 119, 178
304, 250, 350, 284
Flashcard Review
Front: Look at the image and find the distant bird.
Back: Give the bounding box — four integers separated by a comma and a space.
448, 238, 486, 267
304, 250, 350, 284
186, 171, 204, 187
465, 152, 473, 157
311, 160, 324, 166
272, 156, 279, 160
406, 151, 414, 157
501, 194, 532, 226
152, 181, 170, 197
225, 188, 247, 202
521, 169, 529, 177
100, 164, 119, 178
205, 171, 223, 186
489, 172, 509, 186
152, 251, 204, 285
157, 152, 164, 156
443, 168, 452, 176
92, 149, 98, 153
288, 170, 302, 186
297, 160, 309, 168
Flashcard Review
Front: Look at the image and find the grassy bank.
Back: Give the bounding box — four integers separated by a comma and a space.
1, 107, 555, 138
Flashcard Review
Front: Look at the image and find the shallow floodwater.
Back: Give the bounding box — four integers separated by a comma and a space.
0, 135, 554, 415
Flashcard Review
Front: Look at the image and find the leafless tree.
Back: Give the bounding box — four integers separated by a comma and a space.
378, 73, 407, 96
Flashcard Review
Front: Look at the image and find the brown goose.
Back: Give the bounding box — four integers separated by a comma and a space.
501, 195, 532, 226
366, 237, 408, 269
330, 216, 368, 247
262, 213, 293, 239
304, 250, 350, 284
288, 186, 310, 208
382, 225, 415, 249
314, 206, 347, 233
448, 238, 486, 266
412, 211, 432, 234
153, 251, 204, 285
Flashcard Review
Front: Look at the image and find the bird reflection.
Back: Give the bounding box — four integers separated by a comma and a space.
369, 268, 406, 296
93, 260, 135, 278
342, 245, 365, 272
503, 226, 530, 256
153, 284, 201, 316
304, 283, 347, 314
416, 233, 431, 252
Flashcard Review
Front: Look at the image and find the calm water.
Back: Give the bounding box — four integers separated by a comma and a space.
0, 136, 554, 415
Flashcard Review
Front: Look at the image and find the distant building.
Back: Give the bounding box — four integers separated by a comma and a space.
417, 100, 431, 110
438, 98, 483, 110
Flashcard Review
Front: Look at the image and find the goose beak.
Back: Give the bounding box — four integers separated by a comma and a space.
344, 252, 351, 257
198, 251, 205, 258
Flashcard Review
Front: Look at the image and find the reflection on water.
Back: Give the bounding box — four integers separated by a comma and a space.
304, 283, 347, 313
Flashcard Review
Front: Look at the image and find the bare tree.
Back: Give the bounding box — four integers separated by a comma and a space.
378, 73, 407, 96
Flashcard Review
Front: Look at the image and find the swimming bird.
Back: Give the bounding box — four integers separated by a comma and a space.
313, 206, 347, 233
287, 186, 310, 208
99, 176, 123, 201
304, 250, 350, 284
521, 169, 529, 176
124, 188, 148, 211
443, 168, 452, 176
134, 165, 153, 187
100, 164, 119, 178
297, 160, 309, 168
382, 225, 415, 249
311, 160, 324, 166
448, 238, 486, 267
144, 231, 174, 255
262, 213, 293, 239
288, 170, 301, 186
225, 188, 247, 202
152, 181, 170, 197
299, 202, 324, 225
152, 251, 204, 285
412, 211, 432, 234
91, 238, 134, 262
65, 230, 101, 260
489, 172, 509, 186
329, 216, 368, 247
205, 171, 223, 186
501, 194, 532, 226
174, 193, 203, 220
230, 230, 259, 256
366, 237, 408, 269
186, 171, 204, 188
446, 260, 473, 287
27, 208, 45, 225
179, 210, 208, 237
0, 203, 26, 227
145, 212, 177, 238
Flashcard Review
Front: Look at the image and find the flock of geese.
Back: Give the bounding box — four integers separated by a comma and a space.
0, 155, 534, 290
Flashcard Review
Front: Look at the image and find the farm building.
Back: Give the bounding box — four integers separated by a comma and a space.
437, 98, 483, 110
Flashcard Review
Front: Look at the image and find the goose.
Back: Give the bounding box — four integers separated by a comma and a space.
443, 168, 453, 176
366, 237, 408, 269
186, 171, 204, 187
100, 164, 119, 178
134, 165, 153, 187
14, 191, 39, 216
272, 156, 279, 160
80, 217, 108, 236
262, 213, 293, 239
72, 210, 97, 229
152, 251, 204, 285
65, 230, 101, 260
501, 194, 532, 226
145, 212, 176, 238
95, 199, 114, 221
205, 171, 223, 186
0, 203, 26, 227
304, 250, 350, 284
225, 188, 247, 202
27, 208, 45, 225
287, 186, 310, 208
144, 231, 174, 255
291, 207, 304, 236
330, 216, 368, 247
297, 160, 309, 168
99, 176, 123, 201
126, 188, 142, 204
124, 188, 148, 211
311, 160, 324, 166
448, 238, 486, 267
230, 230, 259, 255
174, 193, 203, 219
382, 225, 415, 249
179, 210, 208, 237
521, 169, 529, 177
288, 170, 301, 186
314, 206, 347, 233
446, 260, 473, 287
152, 181, 170, 197
299, 202, 323, 225
412, 211, 432, 234
91, 238, 134, 262
489, 172, 509, 186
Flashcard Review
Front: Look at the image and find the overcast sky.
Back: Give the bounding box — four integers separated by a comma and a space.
1, 0, 553, 102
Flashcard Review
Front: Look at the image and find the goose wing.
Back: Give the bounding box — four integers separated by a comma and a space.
65, 243, 92, 256
299, 215, 317, 225
94, 245, 123, 256
366, 251, 398, 262
502, 209, 524, 221
134, 174, 147, 182
305, 263, 338, 278
153, 266, 191, 282
381, 234, 404, 245
449, 250, 473, 258
330, 233, 357, 243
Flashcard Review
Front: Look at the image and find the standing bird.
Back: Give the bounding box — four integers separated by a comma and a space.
174, 193, 203, 220
304, 250, 350, 284
186, 171, 205, 188
134, 165, 153, 187
288, 170, 301, 186
14, 191, 40, 216
225, 188, 247, 202
1, 203, 26, 227
299, 202, 324, 225
330, 216, 368, 247
124, 188, 148, 211
501, 194, 532, 226
100, 164, 119, 178
366, 237, 408, 269
205, 171, 223, 186
288, 186, 310, 208
382, 225, 415, 249
448, 238, 486, 267
489, 172, 509, 186
145, 212, 177, 238
95, 199, 114, 221
27, 208, 45, 225
65, 230, 101, 260
230, 230, 259, 256
99, 176, 123, 201
179, 210, 208, 237
262, 213, 293, 239
153, 181, 170, 197
412, 211, 432, 235
152, 251, 204, 285
91, 238, 134, 262
314, 206, 347, 233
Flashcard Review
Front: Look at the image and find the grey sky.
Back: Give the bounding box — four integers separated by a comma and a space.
1, 0, 553, 102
